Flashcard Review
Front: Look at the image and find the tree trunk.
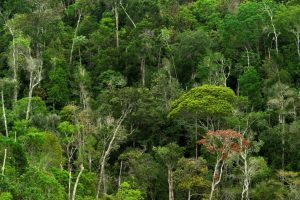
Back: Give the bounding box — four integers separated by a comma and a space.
1, 148, 7, 176
26, 73, 33, 120
141, 57, 146, 87
118, 160, 123, 187
7, 27, 18, 101
68, 170, 72, 200
195, 116, 198, 160
96, 110, 130, 199
25, 55, 42, 120
69, 10, 82, 65
72, 164, 84, 200
1, 89, 8, 137
168, 168, 174, 200
245, 47, 250, 68
281, 115, 285, 170
265, 4, 280, 55
241, 150, 250, 200
114, 2, 119, 49
294, 31, 300, 58
188, 189, 191, 200
210, 158, 225, 200
119, 1, 136, 28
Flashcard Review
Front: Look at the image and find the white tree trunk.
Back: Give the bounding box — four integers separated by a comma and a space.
7, 26, 18, 101
68, 170, 72, 200
118, 160, 123, 187
70, 11, 82, 65
114, 2, 119, 49
72, 164, 84, 200
265, 4, 280, 55
119, 1, 136, 28
1, 148, 7, 176
241, 151, 250, 200
209, 158, 225, 200
293, 31, 300, 58
1, 89, 8, 137
141, 57, 146, 87
25, 55, 42, 120
188, 189, 191, 200
168, 168, 174, 200
26, 75, 33, 120
96, 110, 130, 199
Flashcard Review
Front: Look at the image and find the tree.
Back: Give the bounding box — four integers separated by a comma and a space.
115, 181, 144, 200
174, 157, 210, 200
117, 149, 161, 199
172, 28, 210, 83
96, 107, 131, 199
154, 143, 184, 200
264, 2, 280, 55
276, 5, 300, 58
197, 52, 231, 86
267, 82, 297, 169
12, 97, 47, 120
58, 121, 80, 200
17, 167, 65, 200
277, 170, 300, 199
47, 60, 70, 109
198, 129, 248, 200
239, 67, 262, 109
221, 1, 266, 50
169, 84, 236, 159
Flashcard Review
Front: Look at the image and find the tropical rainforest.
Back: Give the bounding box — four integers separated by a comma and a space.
0, 0, 300, 199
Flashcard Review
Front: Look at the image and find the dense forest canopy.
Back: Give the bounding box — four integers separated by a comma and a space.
0, 0, 300, 199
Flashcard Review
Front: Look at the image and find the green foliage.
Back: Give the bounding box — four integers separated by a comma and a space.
154, 143, 184, 169
17, 167, 64, 200
115, 182, 144, 200
174, 157, 210, 192
47, 65, 70, 107
19, 130, 63, 169
12, 97, 47, 120
0, 192, 13, 200
1, 0, 300, 199
239, 67, 262, 108
0, 136, 28, 173
169, 84, 236, 118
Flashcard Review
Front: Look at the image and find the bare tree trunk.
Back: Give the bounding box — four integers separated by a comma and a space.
25, 55, 42, 120
1, 89, 8, 137
245, 47, 250, 68
195, 116, 198, 160
221, 59, 231, 87
1, 149, 7, 176
70, 10, 82, 65
72, 164, 84, 200
7, 26, 18, 101
141, 57, 146, 87
119, 0, 136, 28
96, 110, 130, 199
210, 158, 225, 200
188, 189, 191, 200
26, 75, 33, 120
293, 31, 300, 58
265, 4, 280, 55
118, 160, 123, 187
68, 170, 72, 200
88, 155, 92, 172
281, 115, 285, 170
241, 150, 250, 200
114, 2, 119, 49
168, 168, 174, 200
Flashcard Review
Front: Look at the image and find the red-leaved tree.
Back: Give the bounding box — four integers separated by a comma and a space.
198, 130, 249, 200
